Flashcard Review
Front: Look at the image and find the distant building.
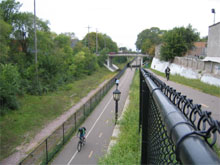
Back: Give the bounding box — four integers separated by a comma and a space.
203, 22, 220, 75
188, 42, 207, 58
207, 22, 220, 58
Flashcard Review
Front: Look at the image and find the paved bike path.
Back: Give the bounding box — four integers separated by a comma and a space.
52, 67, 135, 164
146, 69, 220, 147
147, 69, 220, 120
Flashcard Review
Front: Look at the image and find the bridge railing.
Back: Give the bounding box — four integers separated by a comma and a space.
19, 64, 129, 165
139, 68, 220, 164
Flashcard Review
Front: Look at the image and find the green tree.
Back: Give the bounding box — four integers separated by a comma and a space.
54, 33, 73, 57
37, 31, 54, 56
160, 25, 200, 61
199, 36, 208, 42
11, 12, 49, 55
0, 0, 21, 23
103, 34, 118, 52
72, 51, 86, 77
82, 32, 118, 53
136, 27, 163, 55
84, 52, 99, 75
0, 19, 12, 62
97, 48, 108, 66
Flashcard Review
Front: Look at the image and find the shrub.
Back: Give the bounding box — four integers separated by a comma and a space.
0, 64, 21, 114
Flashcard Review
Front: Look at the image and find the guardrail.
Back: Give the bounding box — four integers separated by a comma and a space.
19, 64, 129, 165
139, 68, 220, 164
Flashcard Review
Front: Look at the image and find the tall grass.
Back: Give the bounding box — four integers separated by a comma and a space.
0, 68, 115, 160
151, 69, 220, 97
99, 70, 140, 165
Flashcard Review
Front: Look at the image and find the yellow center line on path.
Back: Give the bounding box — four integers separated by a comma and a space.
88, 150, 93, 158
106, 120, 109, 124
99, 132, 103, 138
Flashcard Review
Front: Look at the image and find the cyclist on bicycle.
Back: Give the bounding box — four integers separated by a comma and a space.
77, 127, 86, 140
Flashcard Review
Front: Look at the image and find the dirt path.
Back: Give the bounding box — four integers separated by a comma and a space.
0, 79, 110, 165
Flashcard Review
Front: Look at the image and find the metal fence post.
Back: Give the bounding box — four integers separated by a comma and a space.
139, 69, 142, 133
90, 98, 92, 112
46, 139, 48, 164
84, 104, 86, 119
141, 72, 149, 165
74, 113, 76, 131
62, 123, 65, 145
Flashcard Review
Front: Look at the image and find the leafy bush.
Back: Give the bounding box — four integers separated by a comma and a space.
0, 64, 21, 114
160, 25, 199, 61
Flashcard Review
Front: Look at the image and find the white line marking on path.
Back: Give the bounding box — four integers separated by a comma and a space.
99, 132, 103, 138
88, 150, 93, 158
67, 95, 113, 165
67, 69, 130, 165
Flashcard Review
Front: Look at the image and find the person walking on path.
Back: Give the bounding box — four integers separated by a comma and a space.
127, 63, 132, 70
115, 78, 119, 89
165, 66, 170, 81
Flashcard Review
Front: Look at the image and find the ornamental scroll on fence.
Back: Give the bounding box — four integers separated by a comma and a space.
140, 68, 220, 164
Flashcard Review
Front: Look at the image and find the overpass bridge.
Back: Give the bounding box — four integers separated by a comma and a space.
105, 53, 149, 71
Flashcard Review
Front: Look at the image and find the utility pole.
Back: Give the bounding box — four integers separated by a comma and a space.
34, 0, 38, 86
86, 25, 91, 48
104, 34, 106, 49
96, 29, 98, 54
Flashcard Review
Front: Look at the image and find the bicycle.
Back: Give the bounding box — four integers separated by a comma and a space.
77, 137, 86, 152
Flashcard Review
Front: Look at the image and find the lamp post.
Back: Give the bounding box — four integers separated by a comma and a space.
113, 88, 121, 125
212, 8, 216, 24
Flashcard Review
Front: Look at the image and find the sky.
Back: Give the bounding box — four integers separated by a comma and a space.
16, 0, 220, 50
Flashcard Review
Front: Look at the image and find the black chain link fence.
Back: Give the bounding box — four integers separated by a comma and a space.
19, 63, 129, 165
147, 95, 178, 164
140, 68, 220, 164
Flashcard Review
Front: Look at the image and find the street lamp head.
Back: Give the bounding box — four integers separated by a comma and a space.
115, 79, 119, 86
212, 8, 215, 14
113, 88, 121, 101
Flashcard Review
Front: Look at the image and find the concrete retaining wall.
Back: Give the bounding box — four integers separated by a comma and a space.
173, 57, 220, 76
151, 58, 220, 87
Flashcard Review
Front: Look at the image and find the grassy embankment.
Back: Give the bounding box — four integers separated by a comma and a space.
99, 70, 141, 164
150, 69, 220, 97
0, 67, 116, 160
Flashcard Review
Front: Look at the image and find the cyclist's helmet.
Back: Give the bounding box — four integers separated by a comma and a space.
79, 127, 86, 131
